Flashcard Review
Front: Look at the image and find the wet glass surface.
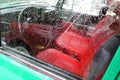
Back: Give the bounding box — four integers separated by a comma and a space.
1, 0, 120, 79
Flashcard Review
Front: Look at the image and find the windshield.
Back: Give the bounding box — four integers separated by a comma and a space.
1, 0, 107, 16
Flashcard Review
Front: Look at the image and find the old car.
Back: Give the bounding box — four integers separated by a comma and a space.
1, 0, 120, 79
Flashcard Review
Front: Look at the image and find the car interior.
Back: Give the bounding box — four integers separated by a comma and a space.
1, 2, 120, 79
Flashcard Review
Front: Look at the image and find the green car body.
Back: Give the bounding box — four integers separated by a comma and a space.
0, 52, 54, 80
102, 46, 120, 80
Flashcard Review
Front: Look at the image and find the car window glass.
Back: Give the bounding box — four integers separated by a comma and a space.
1, 0, 120, 80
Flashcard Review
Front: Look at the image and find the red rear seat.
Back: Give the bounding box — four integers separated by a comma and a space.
36, 48, 81, 76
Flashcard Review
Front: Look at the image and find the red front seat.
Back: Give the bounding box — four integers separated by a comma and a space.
56, 31, 92, 77
36, 48, 81, 76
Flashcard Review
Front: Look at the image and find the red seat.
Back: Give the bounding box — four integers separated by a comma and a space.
36, 48, 81, 76
55, 31, 93, 77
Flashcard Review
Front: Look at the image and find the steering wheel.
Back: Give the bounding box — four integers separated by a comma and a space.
18, 6, 52, 49
19, 7, 39, 23
18, 6, 39, 33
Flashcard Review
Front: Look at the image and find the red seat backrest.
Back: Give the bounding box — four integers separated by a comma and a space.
56, 31, 90, 57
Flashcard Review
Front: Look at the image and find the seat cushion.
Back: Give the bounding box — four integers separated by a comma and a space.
36, 48, 81, 76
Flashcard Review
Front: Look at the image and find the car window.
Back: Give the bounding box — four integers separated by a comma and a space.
1, 0, 120, 80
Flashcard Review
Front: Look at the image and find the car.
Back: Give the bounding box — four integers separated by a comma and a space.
1, 0, 120, 79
